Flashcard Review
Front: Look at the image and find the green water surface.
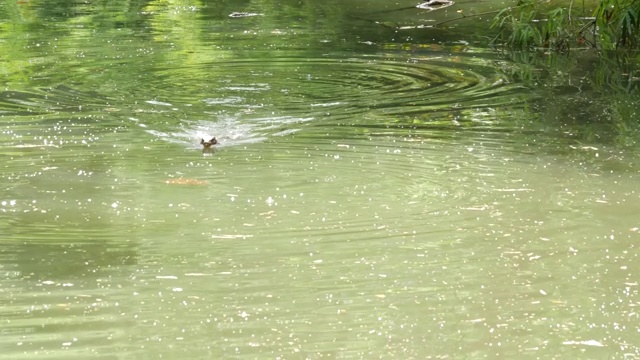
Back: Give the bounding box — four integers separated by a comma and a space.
1, 0, 639, 359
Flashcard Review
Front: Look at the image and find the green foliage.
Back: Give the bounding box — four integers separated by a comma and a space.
490, 1, 532, 49
491, 0, 583, 51
491, 1, 540, 49
493, 0, 640, 51
595, 0, 640, 48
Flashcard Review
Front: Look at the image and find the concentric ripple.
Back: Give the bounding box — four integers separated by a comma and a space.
112, 53, 530, 147
155, 55, 525, 117
0, 53, 528, 151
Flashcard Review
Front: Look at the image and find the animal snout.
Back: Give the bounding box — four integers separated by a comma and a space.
200, 137, 218, 148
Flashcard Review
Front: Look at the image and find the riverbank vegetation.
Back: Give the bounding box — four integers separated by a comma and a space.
491, 0, 640, 51
481, 0, 638, 149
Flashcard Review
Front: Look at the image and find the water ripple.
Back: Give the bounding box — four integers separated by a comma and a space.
0, 53, 528, 150
124, 54, 529, 147
168, 56, 524, 116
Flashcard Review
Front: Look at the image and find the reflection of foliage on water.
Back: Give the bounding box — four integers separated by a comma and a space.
490, 0, 640, 152
548, 93, 638, 151
493, 47, 639, 150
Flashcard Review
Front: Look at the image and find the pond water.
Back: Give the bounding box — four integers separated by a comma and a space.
1, 1, 639, 359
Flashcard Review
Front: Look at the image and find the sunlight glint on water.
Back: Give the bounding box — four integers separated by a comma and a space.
1, 1, 639, 358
